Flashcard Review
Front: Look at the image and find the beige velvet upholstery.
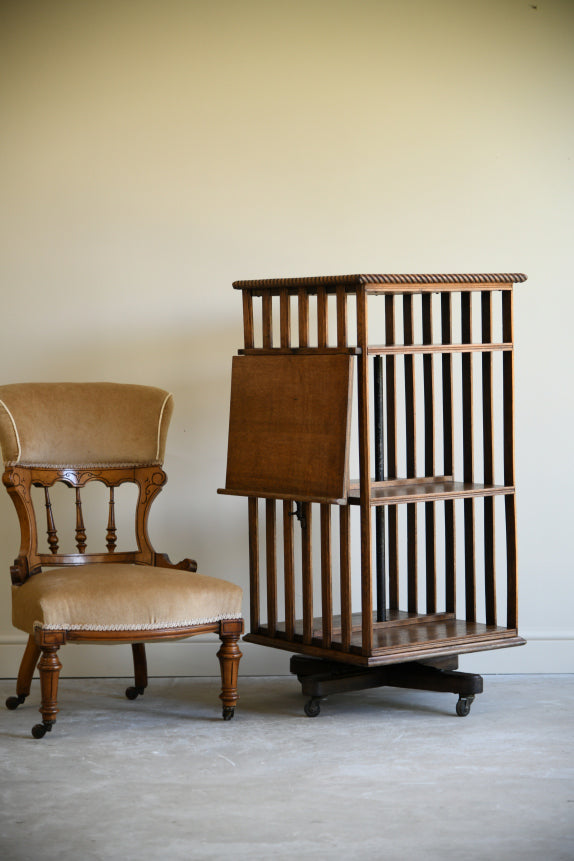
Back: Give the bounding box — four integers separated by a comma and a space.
0, 382, 173, 466
12, 564, 243, 634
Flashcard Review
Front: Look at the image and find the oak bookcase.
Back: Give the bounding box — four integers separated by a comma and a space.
220, 273, 526, 716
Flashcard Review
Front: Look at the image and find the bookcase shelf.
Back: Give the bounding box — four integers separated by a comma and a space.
348, 478, 514, 506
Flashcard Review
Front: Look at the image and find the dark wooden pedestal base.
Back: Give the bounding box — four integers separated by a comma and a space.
290, 655, 484, 718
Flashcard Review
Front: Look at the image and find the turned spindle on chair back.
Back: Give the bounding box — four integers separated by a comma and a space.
39, 478, 117, 556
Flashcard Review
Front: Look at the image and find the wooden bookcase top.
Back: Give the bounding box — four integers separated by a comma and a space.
233, 273, 527, 295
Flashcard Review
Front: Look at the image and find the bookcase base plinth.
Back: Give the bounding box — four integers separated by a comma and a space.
289, 654, 486, 717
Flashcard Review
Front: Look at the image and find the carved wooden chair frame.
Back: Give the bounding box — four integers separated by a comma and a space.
4, 462, 243, 737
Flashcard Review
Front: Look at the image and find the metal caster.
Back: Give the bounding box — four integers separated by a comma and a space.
456, 695, 475, 717
304, 697, 322, 718
222, 707, 235, 721
6, 694, 27, 710
31, 721, 54, 739
125, 686, 145, 700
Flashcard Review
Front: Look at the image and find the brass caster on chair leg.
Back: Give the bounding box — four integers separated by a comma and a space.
125, 686, 145, 700
31, 721, 54, 739
222, 707, 235, 721
6, 694, 27, 710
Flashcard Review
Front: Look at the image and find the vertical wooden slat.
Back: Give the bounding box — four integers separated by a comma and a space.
44, 488, 59, 554
385, 296, 397, 479
262, 291, 273, 349
461, 292, 476, 622
320, 504, 332, 648
75, 488, 87, 554
406, 505, 417, 614
422, 294, 436, 614
403, 295, 416, 477
387, 507, 399, 611
461, 293, 474, 482
403, 294, 417, 614
296, 280, 308, 657
503, 288, 518, 629
374, 355, 386, 622
357, 286, 373, 655
337, 282, 352, 648
505, 496, 518, 630
245, 285, 259, 636
280, 288, 291, 349
265, 499, 277, 635
106, 486, 117, 553
441, 293, 456, 614
444, 500, 456, 615
317, 283, 328, 348
248, 497, 260, 632
242, 289, 255, 349
301, 502, 313, 644
482, 291, 496, 626
484, 496, 496, 626
283, 501, 295, 640
482, 292, 494, 484
298, 287, 309, 348
336, 284, 348, 347
339, 505, 352, 651
385, 295, 399, 610
502, 290, 515, 488
464, 504, 476, 621
441, 296, 454, 477
424, 512, 437, 615
422, 294, 435, 475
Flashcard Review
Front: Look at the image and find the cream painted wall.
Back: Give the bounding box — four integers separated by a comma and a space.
0, 0, 572, 677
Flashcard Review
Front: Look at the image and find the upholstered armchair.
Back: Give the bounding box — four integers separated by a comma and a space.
0, 382, 243, 738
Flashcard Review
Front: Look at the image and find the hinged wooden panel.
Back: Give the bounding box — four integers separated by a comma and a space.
223, 354, 353, 503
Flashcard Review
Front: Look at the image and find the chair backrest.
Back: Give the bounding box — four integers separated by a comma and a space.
0, 383, 174, 584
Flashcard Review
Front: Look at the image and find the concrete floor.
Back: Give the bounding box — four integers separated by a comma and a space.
0, 674, 572, 861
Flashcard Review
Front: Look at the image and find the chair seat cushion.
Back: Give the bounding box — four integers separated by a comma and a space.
12, 564, 243, 635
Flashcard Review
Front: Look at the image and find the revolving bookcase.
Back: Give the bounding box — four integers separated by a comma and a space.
220, 273, 526, 716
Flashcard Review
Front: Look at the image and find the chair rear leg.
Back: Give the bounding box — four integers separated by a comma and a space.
126, 643, 148, 700
32, 645, 62, 739
217, 630, 242, 720
6, 635, 41, 710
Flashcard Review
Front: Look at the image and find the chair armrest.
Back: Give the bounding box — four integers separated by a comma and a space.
154, 552, 198, 572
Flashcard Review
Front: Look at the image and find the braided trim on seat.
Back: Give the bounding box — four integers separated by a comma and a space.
33, 613, 243, 632
6, 461, 162, 469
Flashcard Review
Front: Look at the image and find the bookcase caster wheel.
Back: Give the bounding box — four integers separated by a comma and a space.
31, 721, 54, 739
125, 686, 145, 700
222, 707, 235, 721
304, 698, 322, 718
456, 695, 475, 717
6, 694, 26, 710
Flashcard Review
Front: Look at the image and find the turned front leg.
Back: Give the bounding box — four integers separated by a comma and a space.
217, 625, 243, 720
32, 645, 62, 738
